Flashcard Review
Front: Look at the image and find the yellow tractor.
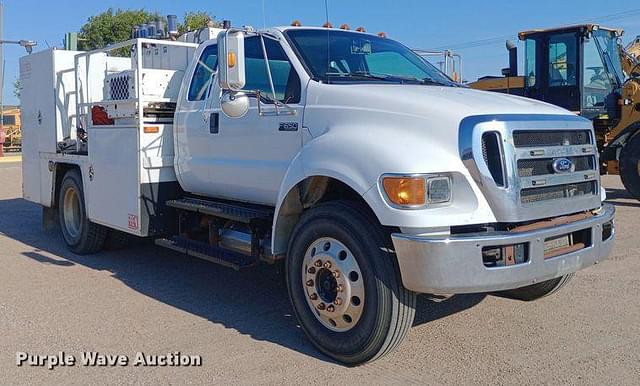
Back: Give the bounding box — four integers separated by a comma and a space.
470, 24, 640, 199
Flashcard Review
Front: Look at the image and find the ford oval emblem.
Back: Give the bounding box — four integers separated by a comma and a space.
552, 158, 575, 173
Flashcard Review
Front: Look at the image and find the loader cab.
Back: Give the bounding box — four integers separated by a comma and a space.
521, 25, 625, 121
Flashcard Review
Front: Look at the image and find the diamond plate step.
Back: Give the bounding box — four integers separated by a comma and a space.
166, 197, 273, 223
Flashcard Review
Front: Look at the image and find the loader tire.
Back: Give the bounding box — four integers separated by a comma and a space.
620, 133, 640, 201
58, 169, 107, 254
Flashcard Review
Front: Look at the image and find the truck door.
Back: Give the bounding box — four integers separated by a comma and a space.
524, 33, 581, 112
543, 32, 581, 112
204, 35, 304, 205
174, 42, 219, 195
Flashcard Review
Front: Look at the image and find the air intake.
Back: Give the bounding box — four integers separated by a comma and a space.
481, 132, 507, 187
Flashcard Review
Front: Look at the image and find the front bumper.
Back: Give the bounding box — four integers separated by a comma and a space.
391, 204, 615, 294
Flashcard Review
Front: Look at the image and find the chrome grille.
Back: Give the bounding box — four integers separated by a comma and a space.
521, 181, 596, 204
517, 156, 595, 177
513, 130, 591, 147
459, 115, 602, 222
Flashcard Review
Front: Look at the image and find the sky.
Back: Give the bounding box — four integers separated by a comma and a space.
1, 0, 640, 106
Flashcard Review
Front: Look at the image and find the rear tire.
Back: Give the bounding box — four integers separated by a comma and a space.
620, 132, 640, 200
496, 274, 574, 301
58, 169, 107, 254
286, 201, 416, 365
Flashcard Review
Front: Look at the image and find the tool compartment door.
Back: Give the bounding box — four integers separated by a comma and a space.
86, 126, 144, 236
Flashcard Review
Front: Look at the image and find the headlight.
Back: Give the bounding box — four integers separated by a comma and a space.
381, 174, 451, 208
426, 176, 451, 204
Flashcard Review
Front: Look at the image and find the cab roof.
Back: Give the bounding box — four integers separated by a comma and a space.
518, 24, 624, 40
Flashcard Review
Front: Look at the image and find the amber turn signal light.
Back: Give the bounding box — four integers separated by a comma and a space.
382, 177, 426, 206
228, 52, 236, 68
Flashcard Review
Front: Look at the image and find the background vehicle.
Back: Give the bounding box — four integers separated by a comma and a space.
470, 24, 640, 200
20, 19, 615, 365
1, 106, 21, 152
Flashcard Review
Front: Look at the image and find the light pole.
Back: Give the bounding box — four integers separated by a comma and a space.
0, 39, 37, 53
0, 1, 36, 156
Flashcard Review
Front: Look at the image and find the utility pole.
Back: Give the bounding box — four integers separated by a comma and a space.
1, 1, 4, 157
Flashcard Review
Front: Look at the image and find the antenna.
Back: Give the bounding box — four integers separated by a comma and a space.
262, 0, 267, 29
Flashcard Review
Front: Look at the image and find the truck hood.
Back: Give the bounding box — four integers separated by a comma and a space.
302, 82, 579, 183
303, 83, 574, 158
305, 83, 570, 125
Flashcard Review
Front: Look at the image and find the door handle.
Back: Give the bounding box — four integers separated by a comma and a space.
209, 113, 219, 134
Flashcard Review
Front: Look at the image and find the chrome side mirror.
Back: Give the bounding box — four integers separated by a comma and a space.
217, 30, 245, 91
220, 90, 249, 118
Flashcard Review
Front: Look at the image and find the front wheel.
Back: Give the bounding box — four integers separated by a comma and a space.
286, 201, 416, 365
58, 169, 107, 254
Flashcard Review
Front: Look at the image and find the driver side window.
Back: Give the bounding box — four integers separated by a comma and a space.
188, 44, 218, 101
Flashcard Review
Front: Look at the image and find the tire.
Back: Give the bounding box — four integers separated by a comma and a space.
496, 274, 574, 301
58, 169, 107, 254
286, 200, 416, 365
620, 132, 640, 200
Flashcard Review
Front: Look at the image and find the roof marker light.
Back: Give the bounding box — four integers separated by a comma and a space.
323, 22, 333, 28
356, 26, 366, 32
340, 24, 350, 30
291, 20, 302, 27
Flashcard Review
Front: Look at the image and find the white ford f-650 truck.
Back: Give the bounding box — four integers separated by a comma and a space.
20, 23, 615, 365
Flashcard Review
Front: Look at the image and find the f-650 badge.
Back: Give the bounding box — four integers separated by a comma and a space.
279, 122, 299, 131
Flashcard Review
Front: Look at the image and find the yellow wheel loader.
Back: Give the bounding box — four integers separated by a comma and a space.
470, 25, 640, 200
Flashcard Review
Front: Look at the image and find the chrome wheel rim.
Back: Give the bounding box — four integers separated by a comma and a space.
302, 237, 365, 332
63, 187, 82, 239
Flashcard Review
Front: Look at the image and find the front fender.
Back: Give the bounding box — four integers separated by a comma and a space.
270, 126, 496, 255
270, 143, 378, 255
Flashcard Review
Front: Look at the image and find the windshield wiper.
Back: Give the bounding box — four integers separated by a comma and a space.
364, 71, 455, 86
325, 72, 398, 82
325, 72, 454, 86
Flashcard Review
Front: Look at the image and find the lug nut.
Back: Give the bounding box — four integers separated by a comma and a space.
333, 270, 340, 278
317, 303, 326, 310
336, 285, 344, 292
334, 297, 343, 306
306, 279, 314, 287
323, 261, 332, 269
307, 267, 316, 274
314, 260, 322, 268
309, 293, 318, 300
326, 305, 335, 312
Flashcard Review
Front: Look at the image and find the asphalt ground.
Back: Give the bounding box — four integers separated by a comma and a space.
1, 160, 638, 385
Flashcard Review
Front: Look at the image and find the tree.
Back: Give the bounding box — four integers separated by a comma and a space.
178, 11, 219, 33
13, 79, 21, 100
77, 9, 220, 53
78, 8, 158, 51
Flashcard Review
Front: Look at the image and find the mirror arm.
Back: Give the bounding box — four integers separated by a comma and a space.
259, 35, 280, 115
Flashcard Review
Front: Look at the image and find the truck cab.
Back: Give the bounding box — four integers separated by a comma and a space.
20, 23, 615, 365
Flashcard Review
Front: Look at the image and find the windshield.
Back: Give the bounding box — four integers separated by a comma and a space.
285, 29, 457, 86
593, 29, 625, 86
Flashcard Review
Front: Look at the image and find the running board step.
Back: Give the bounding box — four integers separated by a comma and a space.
166, 198, 273, 223
155, 236, 257, 270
